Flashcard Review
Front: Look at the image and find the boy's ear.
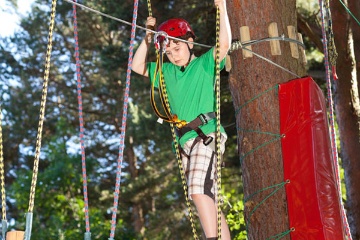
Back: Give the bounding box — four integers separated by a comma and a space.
188, 37, 194, 49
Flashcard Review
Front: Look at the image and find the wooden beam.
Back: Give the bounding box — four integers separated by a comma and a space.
268, 22, 281, 55
240, 26, 253, 58
6, 231, 25, 240
287, 25, 299, 59
297, 33, 307, 64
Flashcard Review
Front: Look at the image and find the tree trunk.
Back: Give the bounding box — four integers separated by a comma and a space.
126, 137, 145, 235
331, 0, 360, 239
227, 1, 306, 239
348, 0, 360, 100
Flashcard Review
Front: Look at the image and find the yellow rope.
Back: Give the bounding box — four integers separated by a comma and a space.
146, 0, 153, 17
214, 6, 222, 239
0, 105, 6, 221
156, 52, 199, 239
150, 55, 187, 128
28, 0, 57, 213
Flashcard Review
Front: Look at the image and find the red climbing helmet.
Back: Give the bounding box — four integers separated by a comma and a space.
157, 18, 195, 38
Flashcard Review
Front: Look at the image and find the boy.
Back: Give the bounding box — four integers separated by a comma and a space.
132, 0, 231, 239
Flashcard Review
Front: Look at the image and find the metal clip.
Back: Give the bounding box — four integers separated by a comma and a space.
154, 31, 169, 53
198, 113, 208, 125
203, 136, 213, 146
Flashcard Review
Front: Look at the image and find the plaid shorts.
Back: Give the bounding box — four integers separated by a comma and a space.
180, 132, 227, 200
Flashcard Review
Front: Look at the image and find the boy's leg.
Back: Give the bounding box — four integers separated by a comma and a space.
192, 194, 231, 240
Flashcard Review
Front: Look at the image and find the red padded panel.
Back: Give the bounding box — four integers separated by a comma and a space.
279, 76, 345, 240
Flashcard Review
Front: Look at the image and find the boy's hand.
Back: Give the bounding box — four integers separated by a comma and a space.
146, 16, 156, 30
145, 16, 156, 43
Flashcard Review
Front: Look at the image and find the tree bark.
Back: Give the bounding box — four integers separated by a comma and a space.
348, 0, 360, 98
227, 0, 306, 239
126, 137, 145, 234
331, 0, 360, 239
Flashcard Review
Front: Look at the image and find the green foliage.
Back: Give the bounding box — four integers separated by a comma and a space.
223, 189, 246, 239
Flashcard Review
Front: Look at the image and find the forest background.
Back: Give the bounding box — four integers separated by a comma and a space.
0, 0, 359, 239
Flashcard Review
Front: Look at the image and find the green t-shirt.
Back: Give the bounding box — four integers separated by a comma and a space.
148, 47, 226, 146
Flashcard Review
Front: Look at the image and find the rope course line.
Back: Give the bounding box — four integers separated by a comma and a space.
243, 181, 291, 239
71, 1, 91, 239
229, 36, 305, 52
338, 0, 360, 26
63, 0, 303, 79
214, 6, 222, 239
231, 45, 301, 78
318, 0, 352, 238
24, 0, 57, 239
0, 105, 8, 239
234, 85, 279, 116
234, 85, 283, 164
63, 0, 211, 49
266, 228, 294, 240
108, 0, 139, 239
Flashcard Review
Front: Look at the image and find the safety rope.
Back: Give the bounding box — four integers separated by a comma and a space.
108, 0, 139, 239
170, 125, 200, 240
146, 0, 153, 17
71, 1, 91, 239
318, 0, 352, 238
214, 6, 222, 239
150, 54, 187, 127
0, 105, 8, 239
24, 0, 57, 239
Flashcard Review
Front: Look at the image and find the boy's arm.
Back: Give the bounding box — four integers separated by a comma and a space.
214, 0, 232, 61
132, 17, 156, 77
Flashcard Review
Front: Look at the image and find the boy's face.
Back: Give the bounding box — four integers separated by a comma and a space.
165, 38, 194, 67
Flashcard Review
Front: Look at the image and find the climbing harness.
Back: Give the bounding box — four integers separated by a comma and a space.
176, 112, 216, 146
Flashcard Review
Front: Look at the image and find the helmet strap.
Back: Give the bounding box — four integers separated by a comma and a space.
180, 44, 193, 72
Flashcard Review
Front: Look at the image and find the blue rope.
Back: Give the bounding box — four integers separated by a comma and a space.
72, 1, 91, 239
108, 0, 139, 239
